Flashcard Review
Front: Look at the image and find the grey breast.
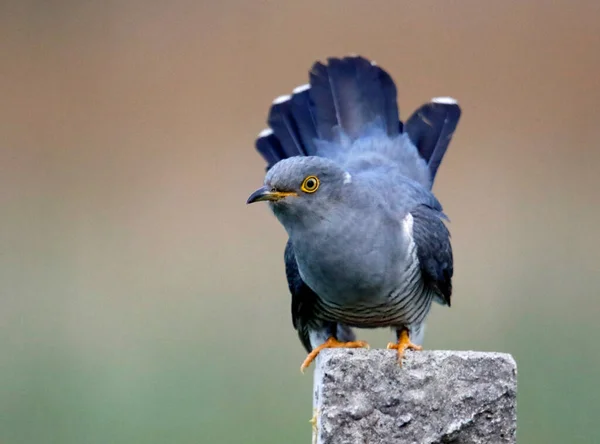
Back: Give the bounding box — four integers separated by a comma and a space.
309, 212, 435, 329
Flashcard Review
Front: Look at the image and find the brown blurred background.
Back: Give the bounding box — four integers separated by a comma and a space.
1, 1, 599, 443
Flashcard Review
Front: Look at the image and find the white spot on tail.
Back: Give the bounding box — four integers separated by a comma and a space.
273, 94, 291, 104
258, 128, 273, 138
343, 172, 352, 184
432, 96, 458, 105
293, 84, 310, 94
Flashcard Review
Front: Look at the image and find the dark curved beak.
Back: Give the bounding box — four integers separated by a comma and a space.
246, 186, 298, 204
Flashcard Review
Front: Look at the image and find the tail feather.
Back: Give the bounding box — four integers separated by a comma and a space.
267, 95, 306, 158
404, 98, 461, 182
255, 129, 286, 171
326, 57, 380, 139
256, 85, 323, 170
308, 61, 339, 141
289, 85, 319, 156
309, 56, 400, 140
377, 68, 400, 135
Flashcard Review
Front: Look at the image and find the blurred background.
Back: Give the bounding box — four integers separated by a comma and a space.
1, 1, 599, 443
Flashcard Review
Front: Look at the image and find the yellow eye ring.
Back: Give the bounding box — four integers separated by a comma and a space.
301, 175, 320, 193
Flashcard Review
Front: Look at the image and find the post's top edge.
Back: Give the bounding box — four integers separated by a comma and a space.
316, 349, 517, 369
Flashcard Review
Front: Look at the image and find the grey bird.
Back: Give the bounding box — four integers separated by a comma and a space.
247, 55, 461, 371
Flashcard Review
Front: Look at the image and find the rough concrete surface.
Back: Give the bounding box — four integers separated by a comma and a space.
312, 349, 517, 444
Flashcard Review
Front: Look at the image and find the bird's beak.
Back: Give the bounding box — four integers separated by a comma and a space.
246, 186, 298, 204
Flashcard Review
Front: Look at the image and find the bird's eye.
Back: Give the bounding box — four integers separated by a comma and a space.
301, 175, 320, 193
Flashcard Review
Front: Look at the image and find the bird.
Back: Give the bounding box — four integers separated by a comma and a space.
246, 55, 461, 372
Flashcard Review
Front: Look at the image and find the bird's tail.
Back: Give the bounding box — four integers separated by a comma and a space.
308, 55, 400, 141
404, 98, 461, 182
255, 55, 461, 183
255, 84, 319, 171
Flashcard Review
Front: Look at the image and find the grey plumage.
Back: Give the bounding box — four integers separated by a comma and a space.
248, 56, 460, 360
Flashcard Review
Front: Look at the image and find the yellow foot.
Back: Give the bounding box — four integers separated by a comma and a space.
387, 328, 422, 367
300, 336, 369, 373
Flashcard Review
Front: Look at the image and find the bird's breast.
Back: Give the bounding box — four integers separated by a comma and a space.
291, 220, 405, 306
291, 212, 432, 328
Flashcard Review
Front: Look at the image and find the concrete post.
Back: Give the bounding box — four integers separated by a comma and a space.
312, 349, 517, 444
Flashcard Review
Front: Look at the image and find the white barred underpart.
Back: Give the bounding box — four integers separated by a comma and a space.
314, 212, 434, 330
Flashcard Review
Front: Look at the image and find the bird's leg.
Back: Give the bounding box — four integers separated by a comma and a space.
387, 328, 422, 366
300, 337, 369, 372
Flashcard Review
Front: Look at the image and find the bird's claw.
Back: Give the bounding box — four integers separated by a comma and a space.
387, 329, 422, 367
300, 337, 370, 373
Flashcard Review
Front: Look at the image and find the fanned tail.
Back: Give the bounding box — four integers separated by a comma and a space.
255, 56, 461, 182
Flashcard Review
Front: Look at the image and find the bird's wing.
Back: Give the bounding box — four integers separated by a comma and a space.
410, 205, 453, 306
284, 239, 318, 352
285, 240, 357, 352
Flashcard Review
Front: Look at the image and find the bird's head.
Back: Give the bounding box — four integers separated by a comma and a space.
246, 156, 352, 225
